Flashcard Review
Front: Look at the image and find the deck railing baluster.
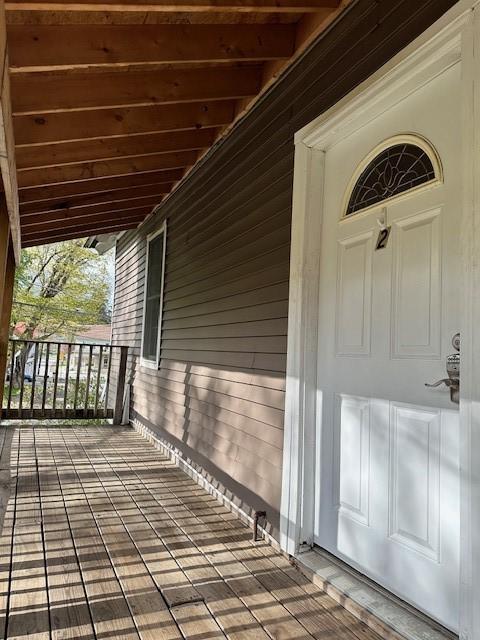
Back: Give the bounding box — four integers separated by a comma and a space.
94, 345, 103, 415
41, 342, 50, 417
52, 343, 61, 413
113, 346, 129, 425
30, 342, 39, 418
63, 343, 72, 418
103, 346, 113, 419
73, 344, 83, 415
84, 345, 93, 418
37, 343, 43, 375
6, 341, 15, 416
18, 342, 27, 419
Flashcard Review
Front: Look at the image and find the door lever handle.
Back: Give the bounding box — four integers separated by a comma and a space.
425, 334, 460, 404
425, 378, 456, 388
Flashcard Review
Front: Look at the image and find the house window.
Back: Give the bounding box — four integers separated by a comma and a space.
345, 139, 439, 216
141, 223, 166, 367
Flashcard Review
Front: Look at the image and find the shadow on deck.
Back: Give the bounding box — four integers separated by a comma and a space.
0, 424, 381, 640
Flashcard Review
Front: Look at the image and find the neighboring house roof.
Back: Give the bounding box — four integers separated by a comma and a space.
74, 325, 111, 343
13, 322, 111, 344
12, 322, 41, 339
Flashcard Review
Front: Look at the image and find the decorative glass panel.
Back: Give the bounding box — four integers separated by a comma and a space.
346, 143, 436, 216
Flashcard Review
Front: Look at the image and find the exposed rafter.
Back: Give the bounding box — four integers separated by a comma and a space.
11, 66, 262, 114
4, 0, 346, 246
6, 0, 340, 13
13, 101, 235, 145
21, 203, 157, 232
20, 184, 171, 214
17, 150, 197, 187
16, 128, 215, 169
8, 24, 295, 71
19, 169, 184, 201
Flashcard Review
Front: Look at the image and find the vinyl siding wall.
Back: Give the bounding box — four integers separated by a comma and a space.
112, 0, 457, 538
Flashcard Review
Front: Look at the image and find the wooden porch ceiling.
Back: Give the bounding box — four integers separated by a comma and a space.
4, 0, 346, 247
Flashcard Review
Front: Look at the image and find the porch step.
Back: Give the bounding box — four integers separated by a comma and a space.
294, 549, 457, 640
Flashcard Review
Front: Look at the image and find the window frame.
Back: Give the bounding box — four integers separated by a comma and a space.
140, 221, 167, 370
340, 134, 443, 220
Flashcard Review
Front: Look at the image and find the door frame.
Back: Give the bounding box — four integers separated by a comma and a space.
280, 2, 480, 637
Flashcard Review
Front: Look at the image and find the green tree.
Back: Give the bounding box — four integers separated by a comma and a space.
11, 240, 112, 341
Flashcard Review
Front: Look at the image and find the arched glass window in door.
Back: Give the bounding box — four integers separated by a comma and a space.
345, 137, 441, 216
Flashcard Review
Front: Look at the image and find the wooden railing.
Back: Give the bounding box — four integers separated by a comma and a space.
2, 339, 128, 423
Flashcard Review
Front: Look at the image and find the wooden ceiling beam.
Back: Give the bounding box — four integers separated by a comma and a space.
18, 150, 196, 187
6, 1, 339, 14
5, 10, 306, 25
22, 204, 155, 232
22, 218, 147, 246
13, 100, 234, 145
8, 24, 294, 71
11, 66, 262, 114
18, 168, 184, 201
20, 183, 172, 213
21, 196, 162, 223
16, 128, 214, 169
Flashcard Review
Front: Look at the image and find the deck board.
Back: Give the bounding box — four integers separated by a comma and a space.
0, 425, 383, 640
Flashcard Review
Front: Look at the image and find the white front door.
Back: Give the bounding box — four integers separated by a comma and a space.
315, 62, 460, 631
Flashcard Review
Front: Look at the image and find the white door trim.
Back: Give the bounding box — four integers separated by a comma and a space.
280, 3, 480, 637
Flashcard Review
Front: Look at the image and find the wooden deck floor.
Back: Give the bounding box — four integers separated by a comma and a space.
0, 425, 382, 640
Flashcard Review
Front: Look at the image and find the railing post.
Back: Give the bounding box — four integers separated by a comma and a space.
113, 346, 128, 425
0, 244, 14, 406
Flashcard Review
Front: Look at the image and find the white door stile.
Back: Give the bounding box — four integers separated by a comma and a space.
280, 3, 480, 638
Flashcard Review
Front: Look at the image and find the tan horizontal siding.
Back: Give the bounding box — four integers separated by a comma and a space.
166, 142, 293, 243
131, 402, 282, 508
161, 301, 289, 330
150, 368, 285, 408
164, 283, 289, 321
160, 359, 286, 392
166, 189, 292, 274
164, 263, 289, 311
133, 380, 283, 447
163, 318, 287, 340
133, 370, 284, 423
159, 349, 286, 372
132, 393, 282, 472
166, 234, 290, 298
113, 175, 289, 528
112, 0, 457, 537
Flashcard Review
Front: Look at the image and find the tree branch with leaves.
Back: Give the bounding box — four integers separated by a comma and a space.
11, 239, 112, 342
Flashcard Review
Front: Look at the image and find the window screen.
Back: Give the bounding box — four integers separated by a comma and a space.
142, 231, 165, 363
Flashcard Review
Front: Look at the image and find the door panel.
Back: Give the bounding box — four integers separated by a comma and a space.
334, 394, 371, 525
388, 403, 440, 561
391, 209, 441, 358
314, 62, 460, 630
335, 233, 373, 356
